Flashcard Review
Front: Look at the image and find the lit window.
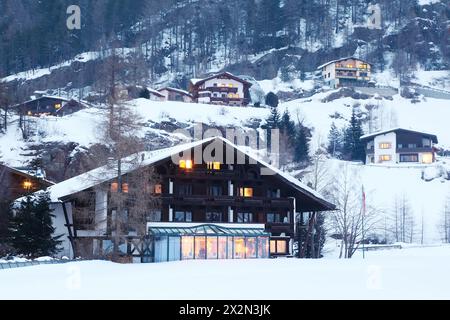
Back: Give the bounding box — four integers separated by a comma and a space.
23, 181, 33, 190
270, 240, 288, 255
379, 143, 392, 149
379, 155, 391, 162
179, 160, 193, 169
422, 153, 433, 164
110, 182, 129, 193
154, 184, 162, 194
239, 187, 254, 198
207, 162, 221, 170
111, 182, 118, 193
228, 84, 233, 88
27, 111, 32, 116
54, 103, 62, 110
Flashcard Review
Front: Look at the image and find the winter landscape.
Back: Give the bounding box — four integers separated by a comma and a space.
1, 0, 450, 301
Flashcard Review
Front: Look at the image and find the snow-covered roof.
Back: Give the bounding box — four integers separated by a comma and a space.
360, 128, 438, 143
158, 87, 192, 96
12, 95, 90, 110
190, 72, 253, 87
21, 137, 334, 210
317, 56, 372, 70
146, 88, 165, 97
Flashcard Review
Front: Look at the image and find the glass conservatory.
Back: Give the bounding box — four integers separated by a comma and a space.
148, 224, 271, 263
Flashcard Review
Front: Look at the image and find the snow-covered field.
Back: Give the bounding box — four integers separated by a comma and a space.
1, 245, 450, 300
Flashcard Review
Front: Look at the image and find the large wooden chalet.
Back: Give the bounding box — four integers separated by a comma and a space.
24, 137, 334, 263
14, 95, 87, 117
189, 72, 253, 107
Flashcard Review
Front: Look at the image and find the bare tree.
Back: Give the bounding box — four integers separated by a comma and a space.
389, 194, 415, 243
440, 195, 450, 243
0, 81, 11, 132
328, 163, 380, 259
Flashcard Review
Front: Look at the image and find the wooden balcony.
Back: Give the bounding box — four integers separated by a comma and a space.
265, 223, 295, 236
161, 195, 293, 208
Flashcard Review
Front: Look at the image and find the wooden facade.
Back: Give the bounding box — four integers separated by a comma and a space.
189, 72, 253, 106
0, 164, 53, 202
158, 87, 193, 103
14, 96, 87, 117
44, 138, 334, 261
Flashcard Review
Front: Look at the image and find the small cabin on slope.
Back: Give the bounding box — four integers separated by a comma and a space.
158, 87, 193, 103
14, 96, 87, 117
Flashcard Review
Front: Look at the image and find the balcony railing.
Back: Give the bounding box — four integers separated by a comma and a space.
161, 195, 293, 208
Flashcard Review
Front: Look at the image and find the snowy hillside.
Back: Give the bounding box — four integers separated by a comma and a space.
1, 92, 449, 243
2, 245, 450, 299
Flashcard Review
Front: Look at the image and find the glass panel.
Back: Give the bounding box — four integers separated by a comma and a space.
186, 212, 193, 222
195, 236, 206, 260
258, 237, 269, 258
234, 237, 246, 259
181, 236, 194, 260
277, 240, 287, 254
270, 240, 277, 254
218, 237, 227, 259
207, 237, 218, 259
227, 237, 234, 259
246, 238, 257, 259
168, 237, 181, 262
154, 236, 168, 263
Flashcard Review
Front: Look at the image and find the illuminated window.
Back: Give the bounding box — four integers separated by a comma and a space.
422, 153, 433, 164
270, 239, 288, 255
379, 155, 392, 162
239, 187, 254, 198
110, 182, 129, 193
154, 184, 162, 194
111, 182, 118, 193
179, 160, 193, 169
379, 142, 392, 149
181, 236, 195, 260
54, 103, 62, 110
23, 181, 33, 190
207, 162, 221, 170
27, 111, 33, 116
234, 237, 246, 259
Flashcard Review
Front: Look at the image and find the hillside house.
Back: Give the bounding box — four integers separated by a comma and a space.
360, 128, 438, 165
189, 72, 253, 107
22, 137, 335, 263
318, 57, 372, 89
14, 95, 87, 117
0, 164, 53, 202
158, 87, 193, 103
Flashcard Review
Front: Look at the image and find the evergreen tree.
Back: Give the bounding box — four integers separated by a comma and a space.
265, 92, 279, 109
0, 200, 13, 257
264, 105, 281, 152
343, 109, 365, 161
327, 122, 343, 157
294, 124, 310, 163
8, 193, 62, 258
280, 110, 296, 144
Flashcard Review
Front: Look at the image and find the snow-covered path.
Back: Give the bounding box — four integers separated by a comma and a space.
1, 246, 450, 300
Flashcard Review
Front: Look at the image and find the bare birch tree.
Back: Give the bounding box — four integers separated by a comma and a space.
328, 163, 380, 258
